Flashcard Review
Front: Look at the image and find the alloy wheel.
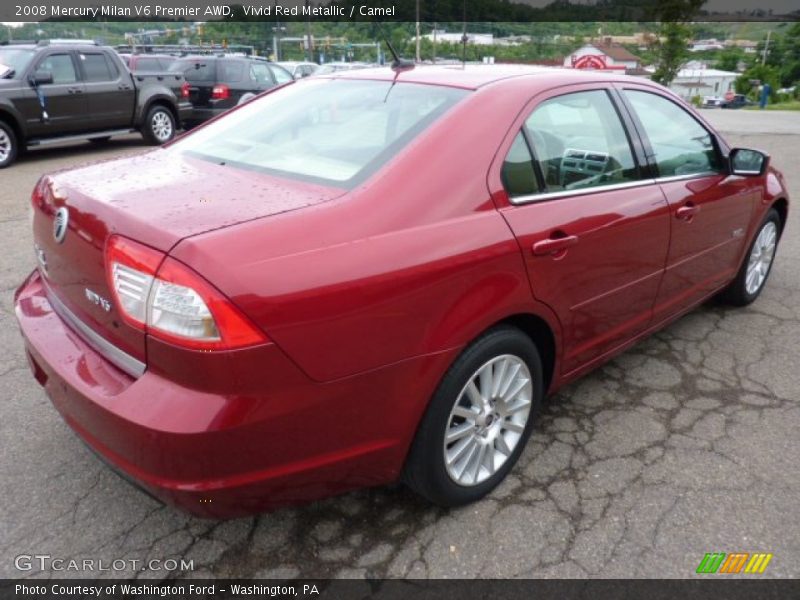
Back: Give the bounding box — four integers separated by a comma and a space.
151, 111, 173, 142
745, 221, 777, 295
443, 354, 533, 486
0, 128, 11, 163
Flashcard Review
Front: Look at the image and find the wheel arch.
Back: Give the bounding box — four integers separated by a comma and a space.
772, 197, 788, 238
0, 107, 24, 146
140, 96, 178, 127
497, 313, 557, 394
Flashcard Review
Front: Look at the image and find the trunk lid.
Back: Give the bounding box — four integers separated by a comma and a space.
181, 59, 216, 107
32, 149, 344, 367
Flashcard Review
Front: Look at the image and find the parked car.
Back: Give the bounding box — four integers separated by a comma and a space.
721, 94, 755, 109
0, 41, 191, 168
276, 61, 319, 79
702, 95, 724, 108
15, 66, 789, 517
119, 53, 178, 73
313, 61, 372, 75
169, 55, 293, 126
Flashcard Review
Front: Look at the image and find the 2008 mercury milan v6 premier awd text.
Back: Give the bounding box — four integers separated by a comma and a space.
14, 65, 789, 517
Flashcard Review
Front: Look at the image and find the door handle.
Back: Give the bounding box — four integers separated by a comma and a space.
67, 87, 83, 94
676, 203, 700, 220
532, 234, 579, 256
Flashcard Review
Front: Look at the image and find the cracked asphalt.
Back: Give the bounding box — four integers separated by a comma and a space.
1, 110, 798, 580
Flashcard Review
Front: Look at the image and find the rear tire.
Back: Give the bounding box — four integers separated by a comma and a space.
141, 105, 176, 145
0, 120, 19, 169
718, 208, 781, 306
404, 326, 543, 506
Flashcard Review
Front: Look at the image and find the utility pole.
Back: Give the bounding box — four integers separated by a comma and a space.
761, 30, 771, 66
433, 23, 437, 64
305, 0, 312, 62
415, 0, 421, 63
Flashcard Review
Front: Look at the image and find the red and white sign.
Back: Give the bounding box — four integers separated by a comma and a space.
570, 54, 626, 71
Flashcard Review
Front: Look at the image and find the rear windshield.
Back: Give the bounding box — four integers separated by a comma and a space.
172, 79, 468, 188
170, 59, 215, 82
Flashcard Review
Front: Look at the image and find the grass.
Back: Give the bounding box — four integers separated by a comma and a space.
745, 101, 800, 111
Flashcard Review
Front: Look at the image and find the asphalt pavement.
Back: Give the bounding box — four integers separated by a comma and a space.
1, 110, 798, 579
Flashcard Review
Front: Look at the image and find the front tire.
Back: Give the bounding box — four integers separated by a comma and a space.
718, 208, 781, 306
0, 121, 19, 169
142, 105, 176, 145
404, 326, 544, 506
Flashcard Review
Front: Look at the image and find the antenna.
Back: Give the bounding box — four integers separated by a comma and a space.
385, 39, 414, 70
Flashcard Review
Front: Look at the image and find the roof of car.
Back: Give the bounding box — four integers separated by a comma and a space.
326, 64, 650, 91
1, 42, 101, 51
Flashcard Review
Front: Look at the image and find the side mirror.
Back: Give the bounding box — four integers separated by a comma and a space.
729, 147, 769, 176
30, 70, 54, 86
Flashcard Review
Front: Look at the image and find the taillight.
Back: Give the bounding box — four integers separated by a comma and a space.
105, 236, 267, 350
211, 84, 229, 100
181, 81, 190, 99
31, 176, 47, 210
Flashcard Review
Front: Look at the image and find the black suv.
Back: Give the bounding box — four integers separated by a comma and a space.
170, 56, 293, 127
0, 41, 191, 168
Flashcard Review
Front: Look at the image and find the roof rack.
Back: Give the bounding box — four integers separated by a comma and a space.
115, 43, 257, 57
38, 39, 101, 46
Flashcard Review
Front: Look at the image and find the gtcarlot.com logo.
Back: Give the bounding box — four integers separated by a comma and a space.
696, 552, 773, 574
15, 554, 194, 573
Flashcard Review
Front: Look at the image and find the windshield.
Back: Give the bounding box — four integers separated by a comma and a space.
171, 78, 468, 187
0, 48, 34, 78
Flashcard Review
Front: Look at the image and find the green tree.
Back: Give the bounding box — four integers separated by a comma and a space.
772, 23, 800, 87
717, 47, 744, 72
651, 22, 692, 86
650, 0, 705, 87
735, 64, 781, 98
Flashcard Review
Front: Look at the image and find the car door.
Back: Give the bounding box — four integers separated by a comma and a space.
494, 86, 671, 375
25, 51, 86, 136
618, 86, 757, 321
78, 50, 135, 130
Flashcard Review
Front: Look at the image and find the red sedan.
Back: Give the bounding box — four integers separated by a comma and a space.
15, 66, 789, 517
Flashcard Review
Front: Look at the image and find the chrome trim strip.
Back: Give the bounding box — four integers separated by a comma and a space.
508, 178, 657, 205
655, 172, 720, 183
44, 282, 146, 379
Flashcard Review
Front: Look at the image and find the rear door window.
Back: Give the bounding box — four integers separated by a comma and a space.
80, 52, 116, 81
520, 89, 640, 195
218, 60, 244, 83
500, 89, 644, 200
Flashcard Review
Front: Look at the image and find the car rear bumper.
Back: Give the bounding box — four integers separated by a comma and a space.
175, 101, 193, 125
15, 269, 452, 517
185, 107, 227, 125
